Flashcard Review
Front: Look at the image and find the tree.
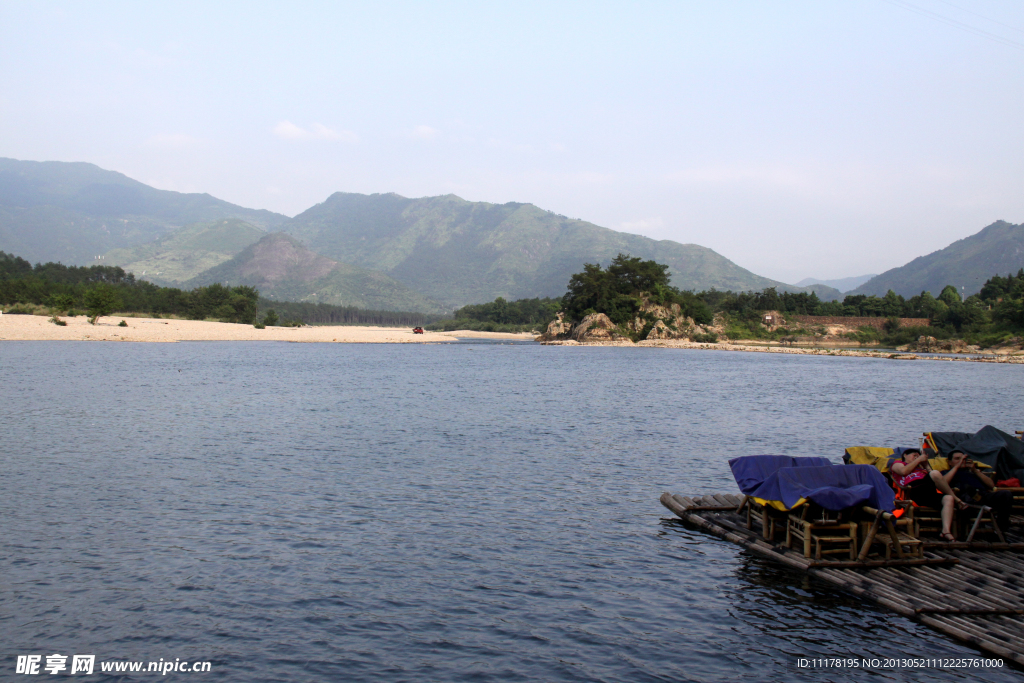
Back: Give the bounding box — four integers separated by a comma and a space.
262, 309, 279, 327
47, 293, 75, 314
939, 285, 961, 307
83, 284, 122, 324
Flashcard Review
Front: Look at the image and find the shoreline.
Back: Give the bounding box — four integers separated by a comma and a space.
541, 338, 1024, 364
0, 314, 535, 343
3, 313, 1022, 363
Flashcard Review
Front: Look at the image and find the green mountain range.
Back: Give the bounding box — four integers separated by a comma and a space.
0, 157, 286, 265
850, 220, 1024, 297
0, 158, 892, 312
105, 218, 266, 285
283, 192, 830, 308
184, 232, 446, 313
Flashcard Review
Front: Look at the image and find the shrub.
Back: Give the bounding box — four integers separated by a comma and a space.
692, 332, 718, 343
49, 315, 67, 326
118, 320, 128, 327
84, 283, 122, 324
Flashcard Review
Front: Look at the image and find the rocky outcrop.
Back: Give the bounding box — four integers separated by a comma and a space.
645, 319, 674, 340
536, 298, 724, 344
571, 313, 631, 343
535, 312, 573, 342
897, 336, 980, 353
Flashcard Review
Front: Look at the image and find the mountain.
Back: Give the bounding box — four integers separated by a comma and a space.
184, 232, 446, 313
0, 159, 840, 309
283, 192, 814, 308
850, 221, 1024, 298
105, 218, 266, 285
0, 158, 287, 265
796, 274, 876, 293
800, 283, 844, 302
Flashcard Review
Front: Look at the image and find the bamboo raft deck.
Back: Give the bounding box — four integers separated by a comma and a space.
661, 492, 1024, 666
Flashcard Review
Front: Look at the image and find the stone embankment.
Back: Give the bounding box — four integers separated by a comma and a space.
790, 315, 930, 330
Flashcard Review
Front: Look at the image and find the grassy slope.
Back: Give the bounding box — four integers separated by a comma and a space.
185, 232, 446, 314
851, 221, 1024, 297
0, 158, 287, 265
284, 192, 816, 308
105, 219, 266, 284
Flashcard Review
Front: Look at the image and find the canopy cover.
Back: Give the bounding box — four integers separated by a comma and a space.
843, 447, 895, 472
751, 465, 895, 512
926, 426, 1024, 480
728, 455, 834, 495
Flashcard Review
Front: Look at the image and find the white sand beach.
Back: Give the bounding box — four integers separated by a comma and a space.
0, 313, 536, 343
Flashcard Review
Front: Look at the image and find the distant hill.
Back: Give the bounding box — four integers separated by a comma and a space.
105, 218, 266, 285
801, 283, 844, 302
283, 192, 814, 308
184, 232, 446, 313
850, 220, 1024, 297
0, 158, 287, 265
796, 274, 876, 293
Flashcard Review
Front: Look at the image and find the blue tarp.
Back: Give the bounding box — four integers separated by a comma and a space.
728, 455, 834, 495
752, 465, 895, 512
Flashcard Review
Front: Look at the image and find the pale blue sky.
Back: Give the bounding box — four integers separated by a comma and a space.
1, 1, 1022, 283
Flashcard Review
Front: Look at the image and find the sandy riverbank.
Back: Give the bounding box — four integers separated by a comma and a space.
0, 313, 536, 343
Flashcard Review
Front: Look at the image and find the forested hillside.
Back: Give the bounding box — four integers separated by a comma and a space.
851, 221, 1024, 297
0, 158, 287, 265
184, 233, 447, 314
282, 192, 819, 307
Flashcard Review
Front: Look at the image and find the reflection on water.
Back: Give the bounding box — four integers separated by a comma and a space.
2, 341, 1022, 682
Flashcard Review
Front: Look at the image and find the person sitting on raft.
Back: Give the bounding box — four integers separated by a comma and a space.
890, 447, 967, 542
943, 450, 1014, 532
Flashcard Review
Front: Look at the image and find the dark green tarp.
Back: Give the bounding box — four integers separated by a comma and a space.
930, 426, 1024, 480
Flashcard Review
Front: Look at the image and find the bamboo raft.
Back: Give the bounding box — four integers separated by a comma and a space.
661, 492, 1024, 666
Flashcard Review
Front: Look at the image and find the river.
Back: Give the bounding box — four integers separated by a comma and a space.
3, 341, 1022, 682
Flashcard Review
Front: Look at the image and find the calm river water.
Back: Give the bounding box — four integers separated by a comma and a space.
3, 341, 1023, 682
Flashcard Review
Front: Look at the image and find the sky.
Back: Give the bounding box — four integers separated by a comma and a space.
1, 1, 1022, 284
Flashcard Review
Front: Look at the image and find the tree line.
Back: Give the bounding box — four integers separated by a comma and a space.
427, 296, 562, 332
0, 251, 439, 327
257, 299, 435, 327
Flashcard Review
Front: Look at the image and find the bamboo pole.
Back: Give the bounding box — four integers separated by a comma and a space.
858, 510, 884, 561
919, 615, 1024, 666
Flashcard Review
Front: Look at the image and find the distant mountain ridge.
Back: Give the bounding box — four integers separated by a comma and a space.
0, 158, 871, 311
0, 158, 287, 265
105, 218, 266, 285
283, 192, 822, 308
184, 233, 446, 313
850, 221, 1024, 297
796, 274, 877, 293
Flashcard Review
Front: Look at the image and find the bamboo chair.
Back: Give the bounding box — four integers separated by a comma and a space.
857, 506, 922, 560
961, 504, 1005, 542
742, 498, 788, 542
899, 490, 1004, 542
785, 505, 858, 560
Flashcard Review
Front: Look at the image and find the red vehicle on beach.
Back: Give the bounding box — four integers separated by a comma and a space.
412, 327, 424, 334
